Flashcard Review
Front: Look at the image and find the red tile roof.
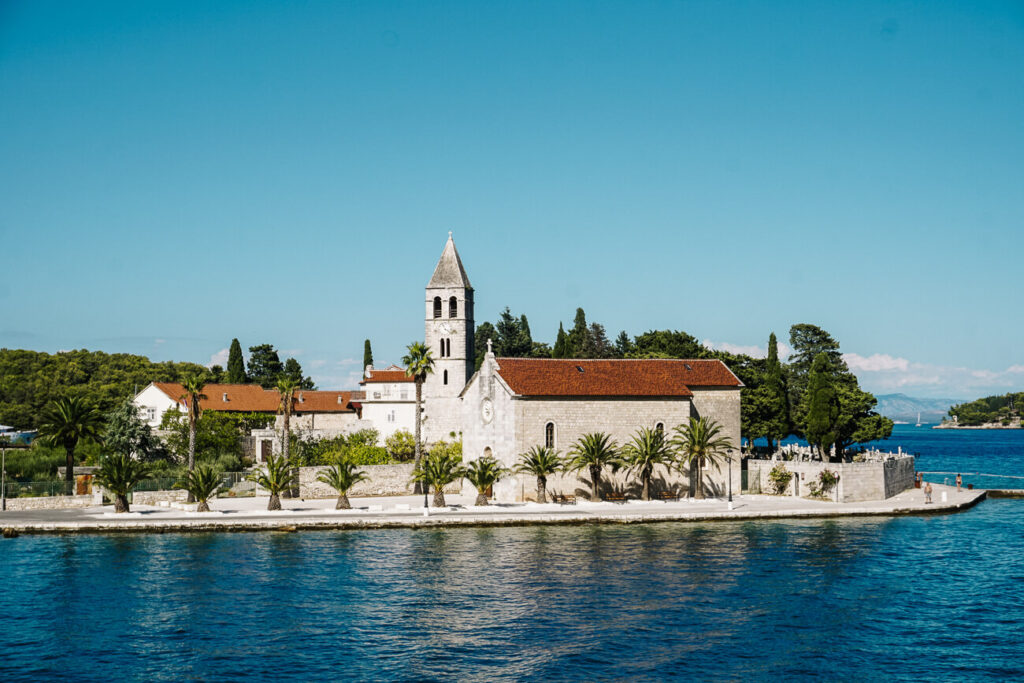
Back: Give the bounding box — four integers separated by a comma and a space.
493, 358, 741, 398
360, 369, 414, 384
151, 383, 357, 413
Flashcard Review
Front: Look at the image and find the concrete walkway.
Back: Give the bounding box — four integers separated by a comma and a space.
0, 483, 991, 535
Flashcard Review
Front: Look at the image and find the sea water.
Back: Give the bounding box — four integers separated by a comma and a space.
0, 426, 1022, 681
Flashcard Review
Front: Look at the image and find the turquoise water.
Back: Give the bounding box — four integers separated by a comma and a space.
1, 426, 1023, 681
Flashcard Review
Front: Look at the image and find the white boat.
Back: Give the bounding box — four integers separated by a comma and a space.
916, 412, 923, 427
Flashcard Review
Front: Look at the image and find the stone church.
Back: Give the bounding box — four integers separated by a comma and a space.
417, 235, 743, 502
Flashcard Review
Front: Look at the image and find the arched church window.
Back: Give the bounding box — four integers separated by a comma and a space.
545, 422, 555, 448
446, 339, 451, 356
449, 296, 458, 318
433, 297, 442, 318
443, 369, 448, 385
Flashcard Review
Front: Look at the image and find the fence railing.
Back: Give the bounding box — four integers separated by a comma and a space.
1, 471, 254, 499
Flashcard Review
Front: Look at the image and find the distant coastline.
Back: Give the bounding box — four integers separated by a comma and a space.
933, 421, 1022, 430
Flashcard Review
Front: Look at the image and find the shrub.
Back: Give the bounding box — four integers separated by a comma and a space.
808, 469, 840, 499
385, 429, 416, 462
768, 463, 793, 495
345, 444, 391, 466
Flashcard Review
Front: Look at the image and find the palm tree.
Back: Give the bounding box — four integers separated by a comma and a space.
184, 464, 222, 512
316, 457, 368, 509
401, 341, 435, 493
412, 447, 463, 508
463, 456, 506, 506
276, 376, 299, 497
672, 416, 735, 500
180, 375, 207, 502
248, 453, 296, 511
38, 396, 103, 495
515, 445, 562, 503
622, 426, 675, 501
94, 452, 150, 513
567, 432, 621, 502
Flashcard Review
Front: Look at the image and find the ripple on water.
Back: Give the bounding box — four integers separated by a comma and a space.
1, 501, 1023, 681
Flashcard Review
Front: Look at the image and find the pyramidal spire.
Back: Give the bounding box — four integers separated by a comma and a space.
427, 232, 472, 289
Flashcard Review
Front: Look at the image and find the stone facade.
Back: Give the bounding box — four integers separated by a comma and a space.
132, 489, 189, 506
746, 455, 916, 502
422, 234, 474, 443
461, 351, 743, 502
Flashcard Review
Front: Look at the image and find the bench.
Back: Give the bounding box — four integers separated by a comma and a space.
604, 492, 627, 503
657, 491, 681, 502
551, 493, 577, 505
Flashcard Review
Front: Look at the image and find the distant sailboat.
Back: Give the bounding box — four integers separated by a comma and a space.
916, 412, 923, 427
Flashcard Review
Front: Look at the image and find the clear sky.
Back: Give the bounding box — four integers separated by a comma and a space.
2, 1, 1022, 399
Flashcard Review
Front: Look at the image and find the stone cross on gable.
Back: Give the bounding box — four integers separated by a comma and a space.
486, 338, 493, 354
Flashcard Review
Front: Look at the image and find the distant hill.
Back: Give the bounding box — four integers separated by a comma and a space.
874, 394, 962, 424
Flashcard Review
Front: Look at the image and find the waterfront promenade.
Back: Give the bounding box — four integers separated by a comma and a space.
0, 483, 988, 535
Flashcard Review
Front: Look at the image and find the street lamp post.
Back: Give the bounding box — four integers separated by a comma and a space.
727, 451, 734, 510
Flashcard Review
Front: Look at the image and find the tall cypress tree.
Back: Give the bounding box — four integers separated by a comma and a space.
227, 339, 246, 383
803, 353, 839, 459
761, 332, 789, 448
553, 323, 567, 358
363, 339, 373, 370
567, 308, 591, 358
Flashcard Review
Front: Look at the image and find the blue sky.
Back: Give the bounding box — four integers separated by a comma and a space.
2, 1, 1022, 398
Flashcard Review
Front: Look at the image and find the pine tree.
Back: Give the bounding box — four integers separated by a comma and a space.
760, 332, 789, 448
614, 331, 633, 358
227, 338, 246, 383
553, 323, 567, 358
247, 344, 284, 389
363, 339, 373, 370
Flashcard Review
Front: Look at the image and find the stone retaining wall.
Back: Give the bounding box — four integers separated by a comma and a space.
297, 463, 460, 499
132, 490, 189, 506
746, 456, 916, 502
2, 494, 95, 511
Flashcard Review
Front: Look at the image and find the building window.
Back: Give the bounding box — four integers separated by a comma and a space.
545, 422, 555, 448
449, 296, 458, 318
655, 422, 664, 434
443, 369, 448, 385
446, 339, 451, 356
433, 296, 442, 318
146, 408, 156, 422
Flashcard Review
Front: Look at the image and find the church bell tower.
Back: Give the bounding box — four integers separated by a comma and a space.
422, 232, 474, 439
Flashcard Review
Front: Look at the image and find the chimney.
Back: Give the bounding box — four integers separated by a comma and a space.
298, 392, 304, 403
222, 392, 228, 402
337, 395, 343, 404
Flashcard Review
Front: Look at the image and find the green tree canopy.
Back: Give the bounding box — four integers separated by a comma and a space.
628, 330, 706, 359
227, 339, 246, 383
0, 348, 207, 430
104, 398, 167, 462
363, 339, 373, 370
247, 344, 284, 389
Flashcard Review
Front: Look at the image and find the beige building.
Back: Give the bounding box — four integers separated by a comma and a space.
460, 346, 743, 502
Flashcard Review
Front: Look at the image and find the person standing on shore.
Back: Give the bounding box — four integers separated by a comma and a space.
925, 482, 933, 504
956, 473, 963, 492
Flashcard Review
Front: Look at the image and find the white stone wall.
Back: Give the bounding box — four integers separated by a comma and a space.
297, 463, 460, 499
746, 456, 916, 502
1, 494, 95, 511
689, 387, 743, 498
280, 412, 362, 433
460, 354, 519, 501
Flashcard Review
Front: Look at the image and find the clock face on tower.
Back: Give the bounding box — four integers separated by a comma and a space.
481, 398, 494, 423
439, 322, 453, 335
